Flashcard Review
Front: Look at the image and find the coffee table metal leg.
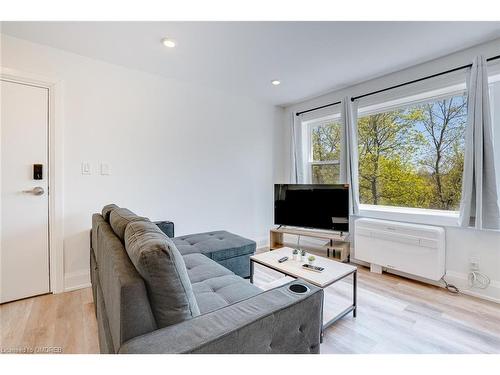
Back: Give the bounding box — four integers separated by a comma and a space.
250, 260, 254, 284
320, 288, 325, 343
353, 269, 357, 318
321, 269, 357, 339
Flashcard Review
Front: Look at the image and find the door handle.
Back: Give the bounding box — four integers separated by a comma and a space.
22, 186, 45, 196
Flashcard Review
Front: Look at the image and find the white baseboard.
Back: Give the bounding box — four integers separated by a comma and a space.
351, 258, 500, 304
64, 270, 91, 292
255, 236, 268, 248
445, 271, 500, 304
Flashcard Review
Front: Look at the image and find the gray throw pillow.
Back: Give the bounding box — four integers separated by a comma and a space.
110, 207, 149, 242
124, 221, 200, 328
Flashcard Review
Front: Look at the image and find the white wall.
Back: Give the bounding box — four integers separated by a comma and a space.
282, 37, 500, 303
1, 34, 285, 290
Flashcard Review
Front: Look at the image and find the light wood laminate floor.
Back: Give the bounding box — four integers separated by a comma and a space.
254, 263, 500, 353
0, 288, 98, 354
1, 257, 500, 354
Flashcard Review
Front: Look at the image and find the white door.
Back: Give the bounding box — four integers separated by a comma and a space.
1, 79, 50, 303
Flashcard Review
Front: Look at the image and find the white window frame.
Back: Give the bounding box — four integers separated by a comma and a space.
303, 113, 342, 184
356, 82, 469, 225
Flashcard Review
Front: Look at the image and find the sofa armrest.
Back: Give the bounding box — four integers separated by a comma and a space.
118, 281, 323, 354
154, 221, 174, 238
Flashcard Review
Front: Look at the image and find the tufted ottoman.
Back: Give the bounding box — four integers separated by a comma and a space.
172, 230, 256, 278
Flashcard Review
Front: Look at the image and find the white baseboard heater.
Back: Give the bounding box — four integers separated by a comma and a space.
354, 218, 445, 281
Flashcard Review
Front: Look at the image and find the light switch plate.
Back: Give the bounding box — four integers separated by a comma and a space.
81, 162, 91, 175
100, 162, 110, 176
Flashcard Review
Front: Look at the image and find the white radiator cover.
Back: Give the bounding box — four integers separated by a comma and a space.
354, 218, 445, 281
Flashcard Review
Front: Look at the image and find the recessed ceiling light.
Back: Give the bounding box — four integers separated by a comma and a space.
271, 80, 281, 86
162, 37, 176, 48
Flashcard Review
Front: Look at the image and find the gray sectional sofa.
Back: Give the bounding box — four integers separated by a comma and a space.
90, 204, 324, 354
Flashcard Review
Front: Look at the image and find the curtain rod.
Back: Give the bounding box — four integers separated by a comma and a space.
351, 54, 500, 102
295, 100, 341, 117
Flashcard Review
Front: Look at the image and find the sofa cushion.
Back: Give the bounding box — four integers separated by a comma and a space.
173, 230, 256, 261
102, 203, 119, 222
110, 207, 149, 242
124, 221, 200, 328
192, 275, 261, 314
183, 253, 233, 284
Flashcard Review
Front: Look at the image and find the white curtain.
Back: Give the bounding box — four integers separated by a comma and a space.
340, 97, 360, 215
290, 112, 306, 183
459, 56, 500, 230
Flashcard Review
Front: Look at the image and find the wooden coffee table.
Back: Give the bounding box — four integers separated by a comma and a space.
250, 247, 357, 340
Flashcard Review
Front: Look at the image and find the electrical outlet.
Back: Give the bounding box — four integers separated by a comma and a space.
100, 162, 110, 176
469, 257, 480, 271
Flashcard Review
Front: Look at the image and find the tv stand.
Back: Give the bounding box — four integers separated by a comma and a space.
270, 226, 350, 262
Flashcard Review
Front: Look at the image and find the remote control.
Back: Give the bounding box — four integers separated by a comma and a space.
278, 256, 288, 263
302, 264, 324, 272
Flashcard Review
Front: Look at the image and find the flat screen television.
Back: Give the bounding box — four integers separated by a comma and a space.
274, 184, 349, 232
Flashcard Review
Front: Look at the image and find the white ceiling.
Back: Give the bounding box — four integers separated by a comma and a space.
2, 21, 500, 106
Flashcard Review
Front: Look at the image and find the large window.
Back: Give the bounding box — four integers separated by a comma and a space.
296, 68, 500, 218
357, 90, 468, 211
307, 115, 342, 184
